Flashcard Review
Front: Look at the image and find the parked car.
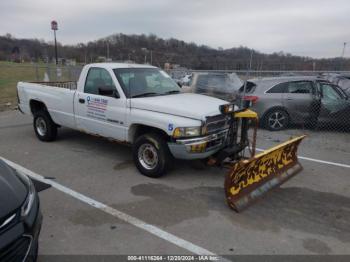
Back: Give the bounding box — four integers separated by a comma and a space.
322, 73, 350, 96
0, 159, 42, 261
240, 76, 350, 130
17, 63, 237, 178
180, 74, 192, 86
181, 72, 243, 102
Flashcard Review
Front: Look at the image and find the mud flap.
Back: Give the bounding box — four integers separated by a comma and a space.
224, 135, 306, 212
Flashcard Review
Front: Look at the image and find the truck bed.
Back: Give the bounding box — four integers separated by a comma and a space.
17, 81, 77, 129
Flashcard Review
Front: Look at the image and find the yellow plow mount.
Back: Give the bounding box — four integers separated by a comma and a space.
224, 135, 306, 212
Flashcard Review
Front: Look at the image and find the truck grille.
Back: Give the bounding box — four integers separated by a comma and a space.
0, 236, 31, 262
205, 114, 229, 134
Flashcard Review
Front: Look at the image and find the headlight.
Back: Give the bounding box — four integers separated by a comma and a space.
16, 171, 36, 217
173, 126, 201, 138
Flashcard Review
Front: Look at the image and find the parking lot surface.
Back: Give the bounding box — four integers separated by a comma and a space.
1, 110, 350, 256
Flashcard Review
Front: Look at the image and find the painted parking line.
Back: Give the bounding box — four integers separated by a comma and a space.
1, 157, 228, 260
256, 148, 350, 169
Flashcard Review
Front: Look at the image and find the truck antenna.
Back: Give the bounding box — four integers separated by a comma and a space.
241, 49, 254, 108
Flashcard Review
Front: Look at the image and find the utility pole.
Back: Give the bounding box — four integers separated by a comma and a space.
241, 49, 253, 108
51, 21, 58, 65
141, 48, 148, 64
340, 42, 347, 71
106, 40, 110, 60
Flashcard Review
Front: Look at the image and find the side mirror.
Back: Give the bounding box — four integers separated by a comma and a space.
98, 86, 119, 98
177, 82, 182, 88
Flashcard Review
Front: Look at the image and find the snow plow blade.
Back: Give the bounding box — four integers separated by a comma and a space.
224, 135, 306, 212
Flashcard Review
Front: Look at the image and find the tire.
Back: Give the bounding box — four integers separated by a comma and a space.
33, 110, 57, 141
132, 133, 171, 178
264, 108, 289, 131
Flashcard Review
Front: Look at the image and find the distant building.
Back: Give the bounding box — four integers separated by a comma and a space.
66, 59, 77, 66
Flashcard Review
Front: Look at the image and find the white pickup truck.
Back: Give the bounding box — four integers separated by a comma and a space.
17, 63, 233, 177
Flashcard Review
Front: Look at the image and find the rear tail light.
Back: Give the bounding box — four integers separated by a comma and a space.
243, 95, 259, 104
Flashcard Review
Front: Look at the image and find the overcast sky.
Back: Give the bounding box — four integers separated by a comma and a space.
1, 0, 349, 58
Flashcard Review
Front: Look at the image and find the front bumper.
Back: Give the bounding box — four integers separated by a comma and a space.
168, 129, 228, 159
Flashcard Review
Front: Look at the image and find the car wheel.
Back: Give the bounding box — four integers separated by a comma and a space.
265, 109, 289, 131
132, 133, 171, 178
33, 110, 57, 141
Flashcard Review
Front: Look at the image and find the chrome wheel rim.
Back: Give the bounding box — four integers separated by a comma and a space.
268, 112, 286, 129
35, 117, 47, 136
138, 143, 158, 170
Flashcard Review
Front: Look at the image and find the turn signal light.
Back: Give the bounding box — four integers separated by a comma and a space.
190, 143, 207, 153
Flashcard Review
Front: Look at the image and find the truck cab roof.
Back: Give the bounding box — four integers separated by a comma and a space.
86, 63, 157, 70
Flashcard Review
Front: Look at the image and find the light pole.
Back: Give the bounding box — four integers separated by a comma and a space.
51, 20, 58, 64
341, 42, 347, 58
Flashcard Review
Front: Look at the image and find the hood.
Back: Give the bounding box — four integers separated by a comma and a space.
0, 160, 27, 220
130, 93, 228, 120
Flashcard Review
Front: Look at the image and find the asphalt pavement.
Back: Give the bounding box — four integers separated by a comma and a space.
0, 110, 349, 257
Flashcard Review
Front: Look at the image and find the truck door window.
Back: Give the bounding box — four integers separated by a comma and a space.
84, 68, 118, 97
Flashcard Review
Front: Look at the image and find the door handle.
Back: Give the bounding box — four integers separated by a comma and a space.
79, 98, 85, 104
286, 97, 293, 100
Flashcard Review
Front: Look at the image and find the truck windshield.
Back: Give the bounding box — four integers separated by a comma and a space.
114, 68, 180, 98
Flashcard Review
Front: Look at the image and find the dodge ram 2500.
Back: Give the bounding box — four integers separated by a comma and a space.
17, 63, 233, 177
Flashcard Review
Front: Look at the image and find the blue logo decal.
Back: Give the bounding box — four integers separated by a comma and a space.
87, 96, 91, 103
168, 124, 174, 131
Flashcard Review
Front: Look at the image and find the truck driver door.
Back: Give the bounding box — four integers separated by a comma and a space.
74, 67, 127, 141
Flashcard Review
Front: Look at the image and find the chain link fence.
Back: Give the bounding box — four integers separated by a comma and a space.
0, 63, 82, 110
170, 69, 350, 138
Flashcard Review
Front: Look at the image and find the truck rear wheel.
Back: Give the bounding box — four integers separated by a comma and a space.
33, 110, 57, 142
132, 133, 171, 178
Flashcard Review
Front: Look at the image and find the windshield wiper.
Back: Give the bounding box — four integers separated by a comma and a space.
131, 92, 159, 98
163, 90, 180, 95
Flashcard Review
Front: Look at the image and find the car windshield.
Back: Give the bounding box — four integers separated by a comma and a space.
114, 68, 180, 98
195, 74, 243, 93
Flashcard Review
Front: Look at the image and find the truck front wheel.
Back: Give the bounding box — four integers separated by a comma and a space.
132, 133, 171, 178
33, 110, 57, 142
